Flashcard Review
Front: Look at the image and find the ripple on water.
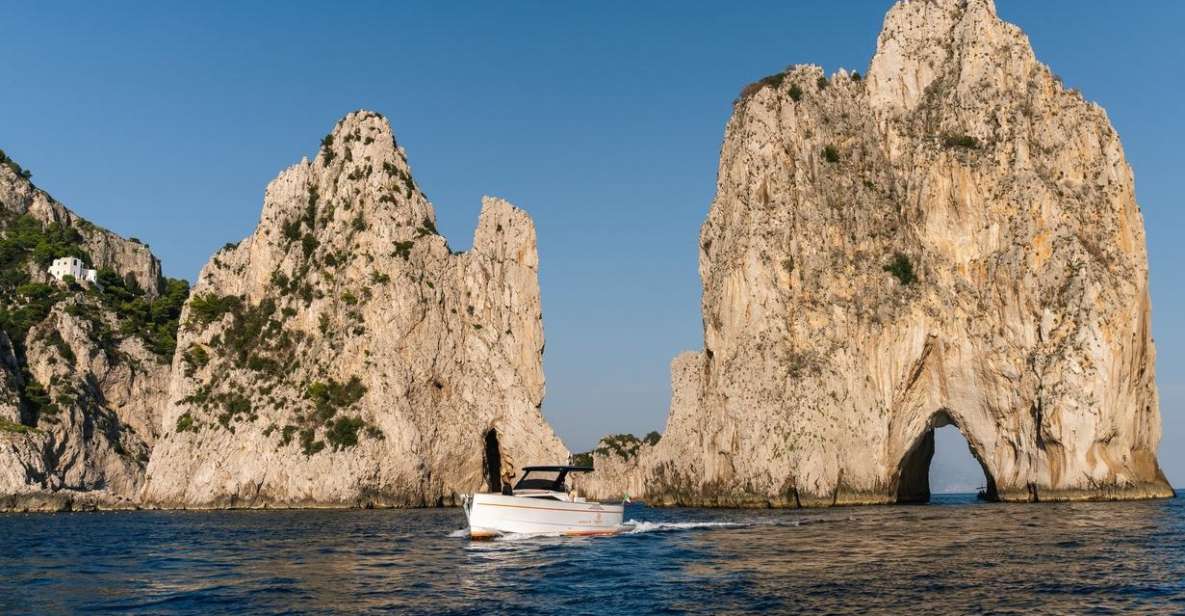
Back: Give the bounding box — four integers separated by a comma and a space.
1, 496, 1183, 614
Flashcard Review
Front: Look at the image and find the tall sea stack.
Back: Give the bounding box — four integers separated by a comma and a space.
143, 111, 567, 508
582, 0, 1172, 505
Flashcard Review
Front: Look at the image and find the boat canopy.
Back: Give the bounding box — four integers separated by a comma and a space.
513, 466, 592, 492
521, 465, 594, 473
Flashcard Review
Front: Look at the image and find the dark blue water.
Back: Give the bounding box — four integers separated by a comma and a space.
3, 493, 1184, 615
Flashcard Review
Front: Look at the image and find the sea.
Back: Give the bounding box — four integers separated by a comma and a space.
2, 493, 1183, 615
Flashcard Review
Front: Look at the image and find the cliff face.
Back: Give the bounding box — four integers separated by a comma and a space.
143, 111, 567, 508
584, 0, 1171, 506
0, 164, 161, 296
0, 160, 179, 511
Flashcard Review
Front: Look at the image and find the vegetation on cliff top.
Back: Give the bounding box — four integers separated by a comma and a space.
0, 211, 189, 358
738, 70, 815, 104
0, 154, 189, 430
572, 431, 662, 467
95, 269, 189, 356
0, 149, 32, 180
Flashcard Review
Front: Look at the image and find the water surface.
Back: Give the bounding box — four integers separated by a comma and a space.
3, 493, 1183, 614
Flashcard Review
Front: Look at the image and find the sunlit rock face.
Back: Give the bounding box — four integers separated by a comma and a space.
143, 111, 567, 508
582, 0, 1171, 506
0, 163, 173, 511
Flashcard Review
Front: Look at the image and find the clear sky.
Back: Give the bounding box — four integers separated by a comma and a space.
2, 2, 1181, 488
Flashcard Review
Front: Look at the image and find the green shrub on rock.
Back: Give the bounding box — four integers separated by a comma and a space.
0, 149, 32, 180
188, 293, 240, 327
788, 83, 803, 102
320, 134, 336, 166
884, 252, 917, 285
326, 416, 365, 450
941, 133, 980, 149
393, 241, 414, 260
300, 428, 325, 456
176, 412, 197, 433
306, 376, 366, 422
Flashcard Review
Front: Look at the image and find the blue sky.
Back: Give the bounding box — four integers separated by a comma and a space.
1, 2, 1181, 488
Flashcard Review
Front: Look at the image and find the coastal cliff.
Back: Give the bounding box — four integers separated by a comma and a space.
581, 0, 1172, 505
0, 156, 185, 510
142, 111, 567, 508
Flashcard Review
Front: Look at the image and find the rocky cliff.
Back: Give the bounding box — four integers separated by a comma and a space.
582, 0, 1172, 506
0, 155, 184, 510
143, 111, 567, 508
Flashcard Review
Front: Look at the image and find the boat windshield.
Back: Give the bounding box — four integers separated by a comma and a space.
513, 469, 567, 492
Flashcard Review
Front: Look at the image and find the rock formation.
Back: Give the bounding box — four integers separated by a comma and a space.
581, 0, 1172, 505
0, 156, 181, 511
3, 0, 1172, 511
143, 111, 567, 508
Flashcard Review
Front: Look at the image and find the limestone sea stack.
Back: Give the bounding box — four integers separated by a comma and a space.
581, 0, 1173, 505
143, 111, 567, 508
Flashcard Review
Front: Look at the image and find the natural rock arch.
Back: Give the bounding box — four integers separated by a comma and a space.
893, 410, 999, 503
577, 0, 1173, 508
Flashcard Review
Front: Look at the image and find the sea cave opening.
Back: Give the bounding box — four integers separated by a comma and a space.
483, 428, 503, 493
895, 411, 998, 503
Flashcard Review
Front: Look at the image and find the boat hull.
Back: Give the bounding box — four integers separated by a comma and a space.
464, 493, 624, 538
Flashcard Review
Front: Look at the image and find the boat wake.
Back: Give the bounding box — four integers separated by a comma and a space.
450, 518, 795, 540
451, 514, 846, 540
620, 519, 748, 534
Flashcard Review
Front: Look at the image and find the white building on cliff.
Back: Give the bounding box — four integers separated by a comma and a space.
48, 256, 98, 285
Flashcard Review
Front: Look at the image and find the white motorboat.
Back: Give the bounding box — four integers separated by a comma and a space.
461, 465, 624, 539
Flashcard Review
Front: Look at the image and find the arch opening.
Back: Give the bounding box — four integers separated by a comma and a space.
895, 410, 998, 503
483, 428, 503, 493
